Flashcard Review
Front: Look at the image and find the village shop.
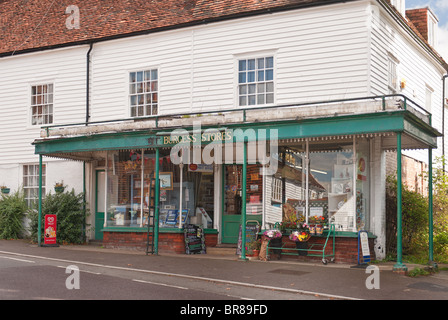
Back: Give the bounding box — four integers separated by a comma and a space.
33, 95, 440, 269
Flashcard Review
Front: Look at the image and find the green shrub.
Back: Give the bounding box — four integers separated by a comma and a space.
30, 188, 89, 244
0, 190, 28, 239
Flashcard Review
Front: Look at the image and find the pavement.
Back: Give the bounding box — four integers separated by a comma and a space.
1, 239, 448, 300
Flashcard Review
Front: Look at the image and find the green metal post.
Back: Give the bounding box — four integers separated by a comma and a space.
38, 155, 43, 247
240, 141, 248, 261
393, 132, 407, 272
428, 148, 436, 268
154, 148, 160, 255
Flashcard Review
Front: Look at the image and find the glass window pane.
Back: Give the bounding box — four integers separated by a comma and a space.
248, 84, 256, 94
266, 69, 273, 81
257, 94, 265, 104
257, 83, 265, 93
247, 71, 255, 83
266, 82, 274, 92
152, 104, 158, 115
257, 70, 264, 81
130, 72, 136, 83
239, 60, 246, 71
238, 72, 246, 84
266, 56, 274, 68
151, 69, 158, 80
239, 84, 247, 95
239, 96, 247, 106
266, 93, 274, 104
137, 72, 143, 82
248, 95, 256, 105
257, 58, 264, 69
248, 59, 255, 70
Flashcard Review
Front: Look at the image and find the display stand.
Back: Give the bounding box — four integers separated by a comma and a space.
266, 224, 336, 264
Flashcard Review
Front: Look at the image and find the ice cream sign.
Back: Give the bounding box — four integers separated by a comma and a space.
44, 214, 57, 246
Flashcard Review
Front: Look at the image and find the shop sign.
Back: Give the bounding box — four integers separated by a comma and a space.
358, 230, 370, 264
162, 130, 233, 146
44, 214, 57, 246
188, 164, 213, 173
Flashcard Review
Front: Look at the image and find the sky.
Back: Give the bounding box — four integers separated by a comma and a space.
406, 0, 448, 60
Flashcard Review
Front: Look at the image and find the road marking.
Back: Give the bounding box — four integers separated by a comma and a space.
0, 250, 360, 300
0, 255, 35, 264
56, 265, 101, 275
132, 279, 188, 290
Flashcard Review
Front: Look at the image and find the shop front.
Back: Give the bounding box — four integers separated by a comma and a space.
33, 95, 440, 267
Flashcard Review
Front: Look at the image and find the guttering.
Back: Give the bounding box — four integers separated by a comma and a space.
86, 43, 93, 125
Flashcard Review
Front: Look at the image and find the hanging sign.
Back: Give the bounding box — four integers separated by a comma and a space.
44, 214, 58, 246
358, 230, 370, 264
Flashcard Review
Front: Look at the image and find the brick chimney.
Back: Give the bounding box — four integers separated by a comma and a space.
406, 7, 439, 48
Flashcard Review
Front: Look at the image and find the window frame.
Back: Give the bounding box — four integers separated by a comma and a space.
387, 53, 399, 94
30, 83, 54, 126
128, 68, 159, 118
236, 54, 275, 107
23, 163, 46, 207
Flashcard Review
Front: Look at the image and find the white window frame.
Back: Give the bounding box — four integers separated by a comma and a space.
425, 84, 433, 113
387, 53, 399, 94
237, 55, 275, 107
30, 83, 54, 126
271, 176, 282, 204
23, 164, 46, 207
128, 68, 158, 117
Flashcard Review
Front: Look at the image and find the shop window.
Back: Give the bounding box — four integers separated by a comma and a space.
23, 164, 46, 207
129, 69, 158, 117
238, 56, 274, 106
105, 149, 214, 229
31, 84, 53, 125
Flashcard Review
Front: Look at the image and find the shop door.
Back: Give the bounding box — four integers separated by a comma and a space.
95, 170, 105, 240
222, 165, 243, 243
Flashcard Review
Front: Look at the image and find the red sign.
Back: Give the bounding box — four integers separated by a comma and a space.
44, 214, 57, 245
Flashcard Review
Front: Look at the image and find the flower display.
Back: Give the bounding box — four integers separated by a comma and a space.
289, 230, 310, 242
309, 215, 327, 225
263, 229, 282, 239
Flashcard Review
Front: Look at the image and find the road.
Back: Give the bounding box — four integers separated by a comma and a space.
1, 239, 448, 309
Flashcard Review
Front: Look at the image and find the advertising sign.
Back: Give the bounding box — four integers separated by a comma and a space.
44, 214, 57, 246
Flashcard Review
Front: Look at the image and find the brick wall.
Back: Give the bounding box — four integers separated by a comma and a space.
269, 235, 375, 265
103, 231, 217, 253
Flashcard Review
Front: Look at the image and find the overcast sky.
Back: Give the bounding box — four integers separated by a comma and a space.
406, 0, 448, 60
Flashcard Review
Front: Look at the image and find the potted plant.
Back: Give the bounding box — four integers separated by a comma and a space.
54, 182, 65, 193
1, 186, 10, 194
247, 238, 261, 257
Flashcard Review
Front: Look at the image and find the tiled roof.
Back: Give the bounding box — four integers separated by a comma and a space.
0, 0, 336, 56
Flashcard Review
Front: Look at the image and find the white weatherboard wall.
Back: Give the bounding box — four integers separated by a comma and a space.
0, 46, 88, 194
89, 1, 371, 121
369, 2, 446, 162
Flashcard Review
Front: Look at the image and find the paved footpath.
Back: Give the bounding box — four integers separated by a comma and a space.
1, 239, 448, 301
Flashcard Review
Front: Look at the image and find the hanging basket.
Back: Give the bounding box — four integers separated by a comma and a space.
54, 186, 65, 193
1, 188, 10, 194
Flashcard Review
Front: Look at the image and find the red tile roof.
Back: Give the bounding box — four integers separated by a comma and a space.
0, 0, 335, 56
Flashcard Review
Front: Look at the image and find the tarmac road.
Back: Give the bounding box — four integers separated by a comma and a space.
1, 239, 448, 304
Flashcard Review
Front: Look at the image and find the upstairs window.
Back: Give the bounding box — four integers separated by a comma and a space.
238, 56, 274, 106
31, 84, 53, 125
129, 69, 158, 117
387, 53, 399, 94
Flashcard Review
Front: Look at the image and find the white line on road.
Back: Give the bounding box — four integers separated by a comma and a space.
0, 250, 360, 300
0, 255, 35, 263
132, 279, 188, 290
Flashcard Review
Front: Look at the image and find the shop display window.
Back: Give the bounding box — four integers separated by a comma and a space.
105, 149, 215, 229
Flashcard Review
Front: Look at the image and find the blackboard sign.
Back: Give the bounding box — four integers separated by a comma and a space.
236, 223, 260, 255
184, 224, 206, 254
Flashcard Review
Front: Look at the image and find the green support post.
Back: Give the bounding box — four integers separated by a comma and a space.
38, 155, 43, 247
393, 132, 407, 273
240, 141, 248, 261
154, 148, 160, 255
428, 148, 437, 268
